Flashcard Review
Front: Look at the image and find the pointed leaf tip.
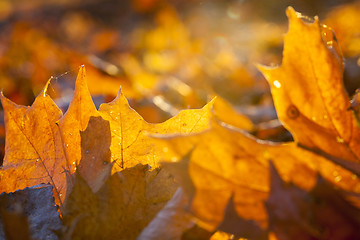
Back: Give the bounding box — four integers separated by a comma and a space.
256, 64, 277, 85
286, 6, 302, 21
77, 65, 86, 80
106, 86, 126, 106
40, 78, 52, 97
0, 90, 19, 110
0, 89, 8, 108
207, 96, 217, 108
74, 65, 91, 94
286, 6, 318, 25
285, 6, 296, 16
117, 86, 123, 98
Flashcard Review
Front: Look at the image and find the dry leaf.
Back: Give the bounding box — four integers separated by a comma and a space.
0, 80, 68, 206
212, 97, 254, 131
77, 116, 113, 193
0, 65, 214, 208
98, 89, 215, 172
153, 7, 360, 237
259, 7, 360, 171
62, 164, 177, 240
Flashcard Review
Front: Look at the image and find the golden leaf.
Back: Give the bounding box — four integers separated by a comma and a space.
98, 90, 215, 172
0, 65, 214, 209
0, 81, 68, 206
154, 7, 360, 235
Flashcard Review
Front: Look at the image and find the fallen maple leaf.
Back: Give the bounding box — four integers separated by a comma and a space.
97, 87, 215, 173
0, 65, 214, 210
153, 6, 360, 238
62, 164, 177, 240
258, 7, 360, 173
0, 80, 69, 206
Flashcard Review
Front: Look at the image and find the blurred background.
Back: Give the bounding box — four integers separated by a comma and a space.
1, 0, 360, 162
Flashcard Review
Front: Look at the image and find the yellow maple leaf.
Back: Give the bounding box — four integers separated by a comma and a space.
154, 6, 360, 236
98, 86, 215, 173
0, 80, 68, 206
259, 7, 360, 172
0, 65, 215, 208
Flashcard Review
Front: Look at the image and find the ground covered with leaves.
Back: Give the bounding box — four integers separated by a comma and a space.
1, 0, 360, 239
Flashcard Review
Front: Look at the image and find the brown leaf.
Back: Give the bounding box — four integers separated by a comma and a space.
266, 162, 319, 240
267, 162, 360, 240
61, 172, 99, 239
0, 210, 30, 240
218, 196, 267, 240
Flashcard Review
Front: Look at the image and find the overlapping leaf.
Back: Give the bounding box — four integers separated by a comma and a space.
98, 89, 215, 173
0, 81, 68, 206
154, 6, 360, 237
259, 7, 360, 173
62, 164, 177, 239
266, 163, 360, 239
0, 65, 215, 208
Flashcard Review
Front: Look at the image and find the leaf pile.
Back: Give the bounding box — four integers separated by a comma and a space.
1, 6, 360, 240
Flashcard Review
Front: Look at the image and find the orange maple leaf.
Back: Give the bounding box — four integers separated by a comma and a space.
0, 81, 69, 207
0, 66, 215, 208
154, 6, 360, 237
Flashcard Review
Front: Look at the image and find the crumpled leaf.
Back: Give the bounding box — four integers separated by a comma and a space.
0, 184, 62, 240
62, 164, 177, 240
153, 6, 360, 237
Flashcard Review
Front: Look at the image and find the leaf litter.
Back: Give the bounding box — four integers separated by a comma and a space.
1, 6, 360, 240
